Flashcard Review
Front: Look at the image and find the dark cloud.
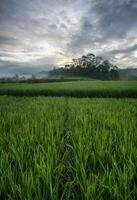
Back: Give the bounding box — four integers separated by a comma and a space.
109, 44, 137, 55
93, 0, 137, 39
0, 35, 21, 46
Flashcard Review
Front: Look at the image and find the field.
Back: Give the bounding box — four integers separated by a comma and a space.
0, 96, 137, 199
0, 81, 137, 97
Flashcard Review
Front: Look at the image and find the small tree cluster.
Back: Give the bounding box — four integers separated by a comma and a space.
50, 53, 119, 80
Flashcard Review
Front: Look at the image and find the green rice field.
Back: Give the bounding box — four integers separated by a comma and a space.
0, 96, 137, 199
0, 81, 137, 97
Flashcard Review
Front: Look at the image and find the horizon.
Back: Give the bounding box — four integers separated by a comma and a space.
0, 0, 137, 75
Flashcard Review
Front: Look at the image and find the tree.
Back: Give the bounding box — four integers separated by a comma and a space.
49, 53, 119, 80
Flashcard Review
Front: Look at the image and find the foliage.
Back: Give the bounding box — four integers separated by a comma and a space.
50, 53, 119, 80
0, 97, 137, 199
0, 78, 83, 84
0, 81, 137, 97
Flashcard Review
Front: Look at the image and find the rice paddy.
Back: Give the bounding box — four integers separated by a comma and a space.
0, 96, 137, 199
0, 81, 137, 97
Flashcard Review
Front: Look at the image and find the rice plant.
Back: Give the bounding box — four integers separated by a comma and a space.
0, 97, 137, 199
0, 81, 137, 97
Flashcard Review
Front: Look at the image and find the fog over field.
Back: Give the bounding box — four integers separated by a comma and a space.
0, 0, 137, 76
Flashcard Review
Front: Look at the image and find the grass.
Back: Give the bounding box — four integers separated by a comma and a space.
0, 96, 137, 199
0, 81, 137, 97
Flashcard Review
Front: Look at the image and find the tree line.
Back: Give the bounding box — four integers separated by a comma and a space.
49, 53, 119, 80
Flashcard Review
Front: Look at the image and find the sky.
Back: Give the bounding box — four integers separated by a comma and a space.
0, 0, 137, 75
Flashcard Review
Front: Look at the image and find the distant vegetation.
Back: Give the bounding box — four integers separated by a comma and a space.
118, 68, 137, 80
0, 78, 84, 83
50, 53, 119, 80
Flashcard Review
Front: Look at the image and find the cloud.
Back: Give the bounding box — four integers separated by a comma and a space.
0, 0, 137, 75
0, 36, 19, 45
93, 0, 137, 39
109, 44, 137, 55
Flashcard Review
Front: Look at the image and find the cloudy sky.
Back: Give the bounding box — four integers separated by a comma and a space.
0, 0, 137, 75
